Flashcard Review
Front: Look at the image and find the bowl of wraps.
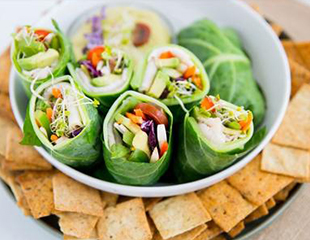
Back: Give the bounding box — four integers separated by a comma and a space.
9, 0, 290, 197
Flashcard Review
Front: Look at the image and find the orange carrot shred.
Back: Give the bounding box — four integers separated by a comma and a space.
201, 97, 215, 112
46, 108, 53, 122
159, 51, 174, 59
183, 66, 196, 79
192, 75, 202, 89
126, 112, 143, 124
134, 109, 146, 120
160, 141, 169, 156
50, 134, 58, 142
52, 88, 62, 99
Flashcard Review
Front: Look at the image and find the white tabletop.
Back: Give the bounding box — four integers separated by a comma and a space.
0, 0, 309, 239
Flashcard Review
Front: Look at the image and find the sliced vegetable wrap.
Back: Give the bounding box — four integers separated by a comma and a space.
174, 95, 266, 183
177, 19, 266, 125
68, 45, 133, 108
103, 91, 173, 185
11, 20, 71, 96
131, 44, 209, 120
21, 75, 102, 167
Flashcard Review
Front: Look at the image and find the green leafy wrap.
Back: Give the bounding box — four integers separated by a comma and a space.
68, 46, 134, 108
131, 44, 209, 120
177, 19, 266, 125
11, 20, 71, 96
21, 75, 102, 167
103, 91, 173, 186
174, 96, 266, 183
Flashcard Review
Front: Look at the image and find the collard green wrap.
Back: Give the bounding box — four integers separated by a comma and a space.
11, 20, 71, 96
21, 76, 102, 167
103, 91, 173, 186
174, 97, 266, 183
67, 48, 133, 108
131, 44, 210, 120
177, 19, 266, 125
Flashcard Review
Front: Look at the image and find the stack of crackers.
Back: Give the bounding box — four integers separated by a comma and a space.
1, 21, 310, 240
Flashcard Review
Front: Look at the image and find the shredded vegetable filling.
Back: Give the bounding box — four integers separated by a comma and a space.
14, 26, 61, 81
139, 46, 203, 99
111, 102, 169, 163
76, 46, 130, 92
34, 79, 96, 145
194, 96, 253, 145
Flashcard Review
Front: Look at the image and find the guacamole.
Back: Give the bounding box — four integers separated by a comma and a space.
71, 6, 171, 64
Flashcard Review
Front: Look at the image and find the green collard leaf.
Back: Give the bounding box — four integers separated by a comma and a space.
174, 109, 266, 183
177, 19, 266, 126
20, 105, 42, 146
102, 91, 174, 186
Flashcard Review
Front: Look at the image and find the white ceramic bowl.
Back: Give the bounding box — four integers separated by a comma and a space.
10, 0, 290, 197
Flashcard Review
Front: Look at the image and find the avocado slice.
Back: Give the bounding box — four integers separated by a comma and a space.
18, 48, 59, 71
115, 114, 140, 134
123, 130, 134, 146
15, 37, 45, 57
128, 149, 149, 163
156, 57, 180, 68
91, 74, 121, 87
132, 130, 150, 157
50, 36, 60, 50
161, 68, 182, 79
34, 110, 51, 136
148, 71, 168, 98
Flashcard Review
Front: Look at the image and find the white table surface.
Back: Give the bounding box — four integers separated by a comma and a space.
0, 0, 309, 239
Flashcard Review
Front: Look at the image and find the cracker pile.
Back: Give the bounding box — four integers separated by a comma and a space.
1, 19, 310, 240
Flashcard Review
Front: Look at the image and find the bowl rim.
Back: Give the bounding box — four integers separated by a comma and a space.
9, 0, 291, 197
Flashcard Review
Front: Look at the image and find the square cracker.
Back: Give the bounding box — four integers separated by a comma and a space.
296, 42, 310, 70
53, 173, 103, 217
16, 171, 54, 218
228, 221, 245, 238
0, 93, 15, 122
245, 204, 269, 223
5, 127, 52, 170
265, 197, 276, 210
288, 58, 310, 96
194, 221, 223, 240
227, 154, 293, 206
58, 212, 99, 239
2, 160, 52, 171
272, 84, 310, 150
97, 198, 152, 240
262, 143, 310, 179
274, 182, 297, 201
0, 47, 11, 94
282, 41, 305, 66
143, 197, 162, 212
64, 228, 98, 240
153, 224, 206, 240
198, 181, 256, 232
0, 116, 15, 156
0, 161, 31, 216
100, 191, 119, 208
149, 192, 211, 239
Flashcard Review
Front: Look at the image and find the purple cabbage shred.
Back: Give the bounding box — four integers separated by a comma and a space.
79, 60, 101, 77
141, 120, 157, 151
72, 128, 83, 137
84, 7, 105, 52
